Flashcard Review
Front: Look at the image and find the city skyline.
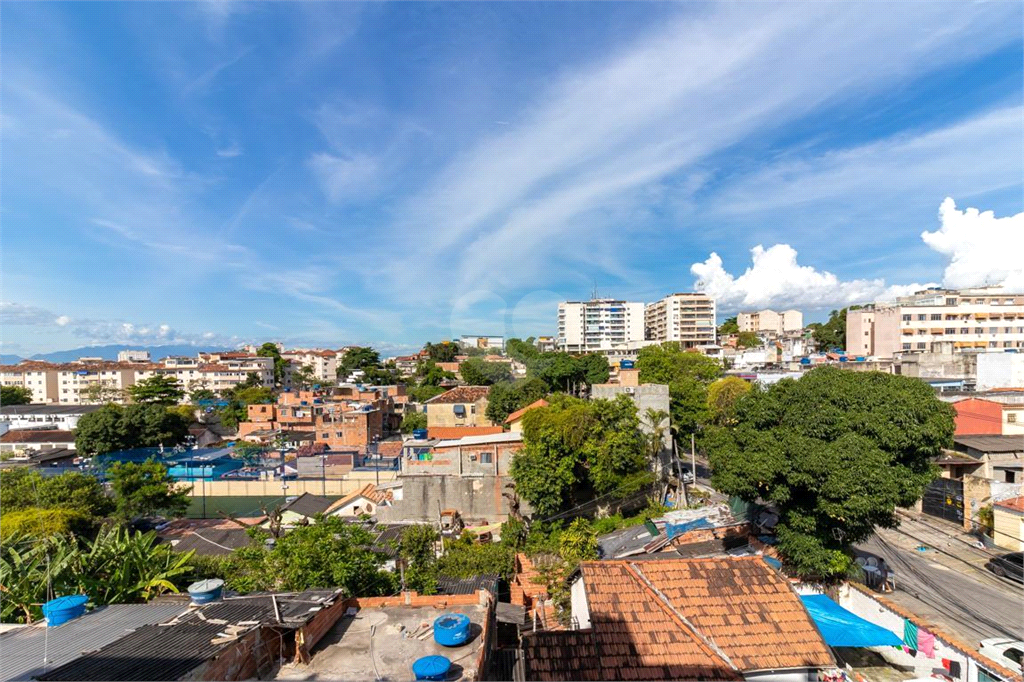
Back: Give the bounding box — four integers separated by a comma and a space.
3, 2, 1023, 355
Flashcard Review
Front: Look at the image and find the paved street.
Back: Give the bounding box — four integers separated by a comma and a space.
858, 514, 1024, 647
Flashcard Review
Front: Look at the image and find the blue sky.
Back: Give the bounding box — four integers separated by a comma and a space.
2, 1, 1022, 355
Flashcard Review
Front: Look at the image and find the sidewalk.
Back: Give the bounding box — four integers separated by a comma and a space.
881, 510, 1021, 596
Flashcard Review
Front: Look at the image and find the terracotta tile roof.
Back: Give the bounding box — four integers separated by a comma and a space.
995, 496, 1024, 513
504, 399, 548, 424
424, 386, 491, 404
427, 426, 504, 440
326, 484, 392, 514
522, 561, 741, 681
376, 441, 403, 457
0, 429, 75, 444
609, 557, 834, 671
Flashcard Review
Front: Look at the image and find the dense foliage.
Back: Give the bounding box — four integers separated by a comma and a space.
706, 377, 752, 426
706, 367, 954, 580
510, 394, 649, 518
424, 341, 459, 363
436, 534, 517, 582
107, 460, 192, 521
337, 346, 382, 378
0, 468, 114, 518
401, 411, 428, 433
222, 518, 396, 595
636, 343, 723, 439
74, 403, 191, 456
736, 332, 761, 349
459, 358, 513, 386
397, 524, 440, 594
485, 378, 549, 424
0, 527, 194, 623
0, 386, 33, 405
717, 316, 739, 336
256, 342, 288, 385
128, 375, 185, 405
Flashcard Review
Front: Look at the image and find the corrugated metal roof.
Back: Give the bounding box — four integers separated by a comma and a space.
34, 593, 340, 682
0, 604, 186, 682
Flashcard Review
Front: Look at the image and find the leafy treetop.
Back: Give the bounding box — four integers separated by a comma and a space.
706, 367, 954, 580
809, 306, 863, 351
128, 375, 185, 405
1, 386, 33, 406
75, 404, 191, 456
459, 357, 513, 386
107, 460, 193, 521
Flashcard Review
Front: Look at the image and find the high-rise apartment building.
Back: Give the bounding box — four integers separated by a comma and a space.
848, 287, 1024, 358
644, 293, 717, 348
557, 299, 645, 353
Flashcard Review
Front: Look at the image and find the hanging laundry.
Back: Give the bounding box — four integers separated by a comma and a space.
918, 629, 935, 658
903, 619, 919, 651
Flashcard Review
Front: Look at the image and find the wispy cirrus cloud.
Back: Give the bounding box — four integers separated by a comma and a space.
381, 2, 1021, 305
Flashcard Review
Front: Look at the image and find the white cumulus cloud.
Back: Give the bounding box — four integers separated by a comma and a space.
691, 197, 1023, 313
690, 245, 926, 312
921, 198, 1024, 291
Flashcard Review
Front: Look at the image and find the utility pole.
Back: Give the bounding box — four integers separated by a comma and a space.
690, 433, 697, 487
675, 438, 688, 507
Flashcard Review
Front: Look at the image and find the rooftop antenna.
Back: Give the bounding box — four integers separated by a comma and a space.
591, 279, 599, 301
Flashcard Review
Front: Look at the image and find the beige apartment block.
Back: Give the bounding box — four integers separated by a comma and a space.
846, 309, 875, 355
424, 385, 492, 428
737, 309, 803, 335
855, 287, 1024, 359
0, 362, 61, 404
282, 349, 338, 384
644, 293, 717, 348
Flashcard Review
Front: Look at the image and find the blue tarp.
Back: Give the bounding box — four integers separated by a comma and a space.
665, 518, 711, 538
800, 594, 902, 648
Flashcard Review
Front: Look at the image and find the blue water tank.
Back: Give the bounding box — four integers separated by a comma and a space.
412, 429, 428, 440
799, 357, 811, 365
43, 594, 89, 627
838, 356, 848, 362
855, 356, 866, 362
619, 359, 635, 370
433, 613, 471, 646
187, 578, 224, 604
413, 656, 452, 680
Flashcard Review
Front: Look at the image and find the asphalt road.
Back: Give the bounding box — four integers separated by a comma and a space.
859, 531, 1024, 646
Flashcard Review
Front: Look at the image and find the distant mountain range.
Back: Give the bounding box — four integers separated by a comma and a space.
0, 344, 233, 365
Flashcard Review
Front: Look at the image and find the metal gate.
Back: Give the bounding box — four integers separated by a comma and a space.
922, 477, 964, 524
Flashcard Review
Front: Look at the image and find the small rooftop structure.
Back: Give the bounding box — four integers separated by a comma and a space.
279, 492, 335, 520
272, 593, 493, 682
432, 431, 524, 449
953, 435, 1024, 454
427, 426, 504, 440
423, 386, 491, 404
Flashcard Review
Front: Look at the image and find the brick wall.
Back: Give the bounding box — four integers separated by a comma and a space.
188, 626, 291, 681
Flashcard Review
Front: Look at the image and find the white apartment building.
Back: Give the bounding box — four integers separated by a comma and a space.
737, 309, 803, 335
117, 350, 152, 363
644, 293, 717, 348
281, 349, 338, 383
557, 299, 645, 353
459, 335, 505, 351
1, 362, 60, 404
0, 404, 104, 430
850, 287, 1024, 358
1, 352, 275, 405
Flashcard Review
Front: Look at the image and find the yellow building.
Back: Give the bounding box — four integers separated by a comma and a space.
993, 497, 1024, 551
424, 386, 492, 428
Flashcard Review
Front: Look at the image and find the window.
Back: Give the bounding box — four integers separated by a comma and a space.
930, 314, 942, 321
902, 343, 911, 350
916, 343, 926, 349
1006, 470, 1016, 484
1009, 414, 1018, 423
917, 314, 926, 321
1006, 650, 1024, 667
946, 298, 957, 306
902, 315, 912, 322
865, 331, 870, 336
945, 328, 956, 335
961, 328, 970, 335
480, 452, 493, 464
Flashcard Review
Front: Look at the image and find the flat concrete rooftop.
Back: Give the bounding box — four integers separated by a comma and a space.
273, 602, 489, 681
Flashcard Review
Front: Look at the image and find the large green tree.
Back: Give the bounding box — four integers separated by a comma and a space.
706, 377, 752, 426
217, 385, 275, 429
636, 343, 723, 440
398, 525, 440, 594
0, 386, 33, 405
128, 375, 185, 405
485, 378, 549, 424
107, 460, 192, 521
75, 404, 191, 456
337, 346, 381, 378
510, 394, 648, 518
717, 316, 739, 336
706, 367, 954, 580
459, 358, 513, 386
505, 337, 540, 363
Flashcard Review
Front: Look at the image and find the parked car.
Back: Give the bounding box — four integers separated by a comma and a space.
680, 469, 695, 484
986, 552, 1024, 582
979, 638, 1024, 674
